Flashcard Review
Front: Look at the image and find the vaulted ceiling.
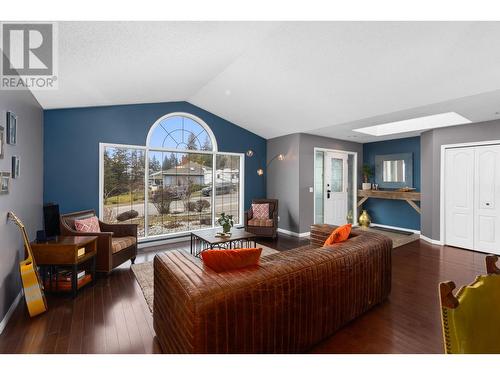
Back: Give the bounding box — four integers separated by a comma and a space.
32, 21, 500, 142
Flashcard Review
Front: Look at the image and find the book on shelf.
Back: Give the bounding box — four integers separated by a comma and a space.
43, 274, 92, 292
77, 247, 86, 257
45, 269, 86, 282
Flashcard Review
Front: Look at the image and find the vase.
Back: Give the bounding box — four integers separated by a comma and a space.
222, 224, 231, 234
358, 210, 371, 227
362, 182, 372, 190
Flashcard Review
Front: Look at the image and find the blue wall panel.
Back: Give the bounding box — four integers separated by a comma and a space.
362, 136, 421, 231
44, 101, 267, 214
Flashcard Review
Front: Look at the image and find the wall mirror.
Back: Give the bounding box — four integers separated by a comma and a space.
375, 153, 413, 189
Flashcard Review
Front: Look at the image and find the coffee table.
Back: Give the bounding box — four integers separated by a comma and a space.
190, 228, 257, 257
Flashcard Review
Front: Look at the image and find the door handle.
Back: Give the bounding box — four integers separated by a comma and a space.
326, 189, 331, 199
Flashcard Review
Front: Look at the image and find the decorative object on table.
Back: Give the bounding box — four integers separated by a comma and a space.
362, 164, 373, 190
375, 152, 413, 189
217, 212, 234, 234
7, 212, 48, 317
246, 149, 284, 176
397, 186, 416, 192
43, 203, 61, 239
358, 209, 371, 227
0, 125, 4, 159
11, 156, 20, 178
6, 111, 17, 145
0, 172, 10, 194
373, 183, 379, 190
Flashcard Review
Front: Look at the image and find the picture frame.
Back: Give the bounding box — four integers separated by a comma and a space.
0, 125, 4, 159
0, 172, 10, 194
12, 156, 20, 178
6, 111, 17, 145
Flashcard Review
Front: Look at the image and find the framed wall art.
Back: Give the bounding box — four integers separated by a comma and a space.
7, 111, 17, 145
1, 172, 10, 194
12, 156, 20, 178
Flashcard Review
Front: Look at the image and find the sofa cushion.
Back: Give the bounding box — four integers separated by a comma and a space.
251, 203, 269, 219
201, 248, 262, 273
74, 216, 101, 233
324, 224, 352, 246
111, 236, 136, 254
248, 218, 274, 227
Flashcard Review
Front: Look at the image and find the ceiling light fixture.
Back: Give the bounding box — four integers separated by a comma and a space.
352, 112, 472, 136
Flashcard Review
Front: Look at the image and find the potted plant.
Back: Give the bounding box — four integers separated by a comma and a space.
217, 212, 234, 235
362, 164, 373, 190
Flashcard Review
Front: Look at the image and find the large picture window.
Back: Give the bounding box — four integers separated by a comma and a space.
100, 113, 244, 240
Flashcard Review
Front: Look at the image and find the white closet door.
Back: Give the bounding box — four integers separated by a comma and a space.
474, 145, 500, 254
445, 148, 475, 249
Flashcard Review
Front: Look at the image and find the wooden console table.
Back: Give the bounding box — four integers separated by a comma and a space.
357, 189, 421, 214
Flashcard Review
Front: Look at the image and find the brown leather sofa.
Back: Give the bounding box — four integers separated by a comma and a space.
153, 224, 392, 353
60, 209, 138, 274
244, 198, 278, 238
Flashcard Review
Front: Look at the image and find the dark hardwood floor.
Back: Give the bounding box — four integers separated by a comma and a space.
0, 234, 490, 354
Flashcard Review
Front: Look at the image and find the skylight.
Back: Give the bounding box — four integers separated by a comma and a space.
353, 112, 472, 136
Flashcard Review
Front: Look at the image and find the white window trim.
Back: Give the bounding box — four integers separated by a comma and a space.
99, 113, 245, 243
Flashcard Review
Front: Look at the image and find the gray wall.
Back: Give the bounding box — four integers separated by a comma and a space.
267, 134, 300, 233
0, 85, 43, 324
421, 119, 500, 240
267, 133, 362, 234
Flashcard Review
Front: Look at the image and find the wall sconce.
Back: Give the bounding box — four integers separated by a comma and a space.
246, 149, 284, 176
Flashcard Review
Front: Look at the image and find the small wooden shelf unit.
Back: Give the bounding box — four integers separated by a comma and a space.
357, 189, 421, 214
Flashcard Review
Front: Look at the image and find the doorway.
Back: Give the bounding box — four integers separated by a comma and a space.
314, 148, 357, 226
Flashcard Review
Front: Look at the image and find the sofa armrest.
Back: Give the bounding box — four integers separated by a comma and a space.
99, 221, 138, 238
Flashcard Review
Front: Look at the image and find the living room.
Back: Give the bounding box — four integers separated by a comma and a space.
1, 1, 500, 372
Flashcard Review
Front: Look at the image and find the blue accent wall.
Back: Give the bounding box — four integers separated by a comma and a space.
362, 136, 421, 231
44, 101, 267, 214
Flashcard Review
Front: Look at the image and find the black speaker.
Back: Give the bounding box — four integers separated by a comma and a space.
43, 203, 60, 238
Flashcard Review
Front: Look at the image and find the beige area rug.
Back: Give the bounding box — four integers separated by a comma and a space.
131, 244, 279, 312
357, 226, 420, 248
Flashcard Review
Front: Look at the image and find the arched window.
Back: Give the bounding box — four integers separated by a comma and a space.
100, 112, 242, 240
147, 114, 217, 152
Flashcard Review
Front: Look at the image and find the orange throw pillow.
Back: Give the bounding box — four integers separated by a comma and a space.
323, 224, 352, 246
201, 248, 262, 273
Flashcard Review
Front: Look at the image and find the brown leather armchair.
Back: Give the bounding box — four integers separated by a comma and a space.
60, 209, 137, 274
244, 199, 278, 238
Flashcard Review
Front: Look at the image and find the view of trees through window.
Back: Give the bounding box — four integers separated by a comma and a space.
101, 114, 242, 239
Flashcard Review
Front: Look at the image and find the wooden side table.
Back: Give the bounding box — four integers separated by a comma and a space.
31, 236, 97, 298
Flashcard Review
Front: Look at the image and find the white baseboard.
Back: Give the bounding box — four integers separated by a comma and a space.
277, 228, 310, 238
370, 223, 421, 234
0, 290, 23, 336
420, 234, 444, 246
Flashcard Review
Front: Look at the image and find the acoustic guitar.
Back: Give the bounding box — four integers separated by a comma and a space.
7, 212, 47, 317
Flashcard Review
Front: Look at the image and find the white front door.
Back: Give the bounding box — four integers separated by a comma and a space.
474, 145, 500, 253
324, 152, 348, 225
445, 147, 475, 250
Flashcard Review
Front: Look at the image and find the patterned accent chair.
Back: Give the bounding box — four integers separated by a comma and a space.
60, 209, 137, 274
244, 199, 278, 238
